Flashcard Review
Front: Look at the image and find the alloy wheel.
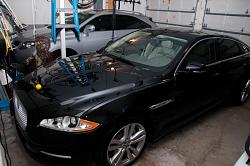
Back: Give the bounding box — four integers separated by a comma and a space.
241, 80, 250, 103
107, 123, 146, 166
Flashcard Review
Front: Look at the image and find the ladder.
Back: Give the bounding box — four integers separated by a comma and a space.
51, 0, 80, 59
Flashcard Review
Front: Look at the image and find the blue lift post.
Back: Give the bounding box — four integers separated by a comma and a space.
51, 0, 57, 44
0, 85, 9, 112
72, 0, 80, 41
0, 100, 9, 112
51, 0, 80, 44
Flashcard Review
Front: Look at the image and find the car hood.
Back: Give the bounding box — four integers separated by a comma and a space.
24, 53, 158, 110
19, 25, 51, 41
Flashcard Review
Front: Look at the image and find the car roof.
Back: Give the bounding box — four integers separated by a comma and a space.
78, 9, 150, 18
141, 27, 230, 42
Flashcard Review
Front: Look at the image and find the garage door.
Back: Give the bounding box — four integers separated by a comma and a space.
146, 0, 197, 28
203, 0, 250, 46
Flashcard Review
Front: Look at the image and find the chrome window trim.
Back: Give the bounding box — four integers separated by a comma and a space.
206, 52, 249, 67
174, 37, 250, 76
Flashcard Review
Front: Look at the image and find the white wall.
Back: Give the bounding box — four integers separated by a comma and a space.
6, 0, 250, 46
146, 0, 197, 27
5, 0, 71, 24
145, 0, 250, 46
203, 0, 250, 46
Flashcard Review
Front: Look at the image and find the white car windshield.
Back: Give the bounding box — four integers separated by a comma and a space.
105, 31, 188, 68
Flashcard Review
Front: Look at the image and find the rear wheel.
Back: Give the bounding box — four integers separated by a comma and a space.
97, 122, 147, 166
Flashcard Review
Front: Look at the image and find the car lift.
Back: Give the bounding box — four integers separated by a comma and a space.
51, 0, 80, 59
116, 0, 141, 11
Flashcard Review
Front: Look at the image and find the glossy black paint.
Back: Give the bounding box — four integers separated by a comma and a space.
12, 29, 250, 164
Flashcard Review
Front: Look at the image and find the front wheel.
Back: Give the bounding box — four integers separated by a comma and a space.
97, 122, 147, 166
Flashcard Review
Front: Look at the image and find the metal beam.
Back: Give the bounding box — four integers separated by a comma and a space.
193, 0, 207, 32
154, 21, 193, 28
205, 12, 250, 17
204, 27, 250, 36
147, 8, 195, 14
59, 0, 66, 59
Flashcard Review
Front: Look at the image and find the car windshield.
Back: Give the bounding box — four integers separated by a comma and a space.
105, 31, 188, 68
66, 13, 94, 24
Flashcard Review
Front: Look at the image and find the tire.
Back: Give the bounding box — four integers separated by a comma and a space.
236, 79, 250, 105
96, 121, 147, 166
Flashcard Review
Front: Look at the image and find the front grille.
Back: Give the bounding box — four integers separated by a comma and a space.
13, 91, 27, 130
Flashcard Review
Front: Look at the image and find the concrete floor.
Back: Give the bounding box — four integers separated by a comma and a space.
2, 101, 250, 166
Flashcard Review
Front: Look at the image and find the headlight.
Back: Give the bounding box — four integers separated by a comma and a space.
39, 116, 100, 132
21, 41, 35, 49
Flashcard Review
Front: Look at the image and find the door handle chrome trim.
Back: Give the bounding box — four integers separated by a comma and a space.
149, 98, 175, 110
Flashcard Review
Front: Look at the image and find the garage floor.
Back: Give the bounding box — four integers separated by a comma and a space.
2, 101, 250, 166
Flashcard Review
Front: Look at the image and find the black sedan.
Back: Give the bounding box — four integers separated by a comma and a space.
12, 28, 250, 166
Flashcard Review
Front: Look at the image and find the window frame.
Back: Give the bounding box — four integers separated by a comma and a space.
216, 38, 243, 61
174, 37, 221, 75
178, 38, 217, 71
115, 14, 151, 30
175, 37, 250, 76
80, 14, 113, 32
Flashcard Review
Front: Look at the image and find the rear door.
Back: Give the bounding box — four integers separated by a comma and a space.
216, 38, 249, 96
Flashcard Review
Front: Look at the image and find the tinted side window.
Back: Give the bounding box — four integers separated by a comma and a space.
116, 15, 151, 30
217, 39, 241, 60
84, 15, 112, 31
238, 42, 250, 54
181, 39, 215, 68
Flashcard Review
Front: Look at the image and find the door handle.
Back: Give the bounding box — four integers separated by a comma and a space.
149, 98, 175, 110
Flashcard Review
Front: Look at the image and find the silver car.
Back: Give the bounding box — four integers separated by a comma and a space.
13, 10, 157, 63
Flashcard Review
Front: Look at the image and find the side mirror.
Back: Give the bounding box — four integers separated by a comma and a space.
83, 24, 95, 37
185, 62, 206, 73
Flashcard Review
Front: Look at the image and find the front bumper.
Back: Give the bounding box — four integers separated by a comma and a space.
12, 88, 99, 165
15, 121, 97, 163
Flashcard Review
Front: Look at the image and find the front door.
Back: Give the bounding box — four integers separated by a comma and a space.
174, 38, 222, 116
143, 39, 220, 135
80, 14, 114, 53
